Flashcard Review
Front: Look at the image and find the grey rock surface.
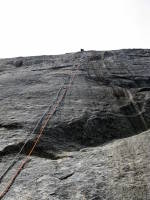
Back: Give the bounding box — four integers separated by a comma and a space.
0, 49, 150, 199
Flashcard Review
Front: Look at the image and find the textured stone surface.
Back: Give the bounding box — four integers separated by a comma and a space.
0, 49, 150, 199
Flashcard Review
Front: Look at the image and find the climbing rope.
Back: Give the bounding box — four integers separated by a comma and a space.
0, 52, 83, 184
0, 53, 83, 199
0, 86, 64, 184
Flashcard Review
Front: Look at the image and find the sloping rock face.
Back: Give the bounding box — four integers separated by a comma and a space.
0, 49, 150, 199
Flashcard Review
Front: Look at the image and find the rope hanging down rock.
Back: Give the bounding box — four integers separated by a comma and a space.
0, 87, 64, 184
0, 53, 84, 199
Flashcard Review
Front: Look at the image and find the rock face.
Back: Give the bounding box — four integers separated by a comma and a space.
0, 49, 150, 199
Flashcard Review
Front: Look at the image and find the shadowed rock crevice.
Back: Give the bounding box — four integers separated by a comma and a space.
56, 113, 148, 146
0, 122, 23, 130
1, 102, 149, 160
14, 60, 23, 67
58, 172, 74, 180
0, 141, 69, 160
138, 87, 150, 92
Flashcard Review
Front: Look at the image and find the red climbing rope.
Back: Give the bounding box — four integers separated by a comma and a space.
0, 86, 64, 184
0, 63, 80, 199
